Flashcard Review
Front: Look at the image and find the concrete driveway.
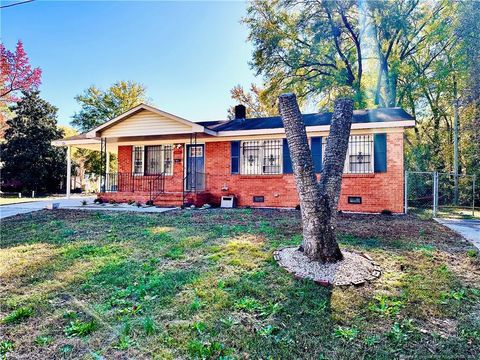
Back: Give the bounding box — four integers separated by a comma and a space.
436, 218, 480, 249
0, 196, 97, 219
0, 196, 176, 220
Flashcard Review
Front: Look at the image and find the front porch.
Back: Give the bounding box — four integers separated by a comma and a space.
99, 170, 210, 207
52, 103, 215, 207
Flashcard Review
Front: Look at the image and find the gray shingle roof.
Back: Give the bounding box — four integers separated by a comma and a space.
199, 107, 414, 132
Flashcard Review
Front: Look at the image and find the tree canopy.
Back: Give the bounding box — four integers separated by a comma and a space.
71, 80, 148, 132
1, 91, 65, 193
228, 84, 278, 119
244, 0, 479, 189
70, 81, 147, 175
0, 40, 42, 103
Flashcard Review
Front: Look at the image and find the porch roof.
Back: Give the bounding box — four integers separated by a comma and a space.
51, 133, 102, 150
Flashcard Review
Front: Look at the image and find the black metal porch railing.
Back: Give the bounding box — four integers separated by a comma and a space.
103, 172, 166, 200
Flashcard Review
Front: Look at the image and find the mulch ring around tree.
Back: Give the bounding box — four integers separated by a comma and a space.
274, 247, 381, 287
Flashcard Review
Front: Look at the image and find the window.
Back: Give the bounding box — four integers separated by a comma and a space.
241, 140, 282, 175
145, 145, 162, 175
347, 135, 373, 173
132, 145, 173, 175
322, 135, 374, 174
162, 145, 173, 175
189, 145, 203, 158
133, 146, 144, 175
348, 196, 362, 204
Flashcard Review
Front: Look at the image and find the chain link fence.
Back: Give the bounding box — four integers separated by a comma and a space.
405, 171, 477, 218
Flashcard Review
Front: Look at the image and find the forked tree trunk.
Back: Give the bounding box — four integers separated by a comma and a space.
278, 94, 353, 263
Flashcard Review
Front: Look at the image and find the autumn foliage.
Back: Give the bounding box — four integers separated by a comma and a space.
1, 40, 42, 103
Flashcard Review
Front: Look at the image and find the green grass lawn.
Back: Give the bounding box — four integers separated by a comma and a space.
1, 209, 479, 359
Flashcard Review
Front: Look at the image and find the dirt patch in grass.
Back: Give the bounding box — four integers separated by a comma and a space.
1, 209, 479, 359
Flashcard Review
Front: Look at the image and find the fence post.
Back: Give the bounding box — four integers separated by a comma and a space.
473, 175, 476, 217
404, 171, 408, 214
433, 171, 439, 217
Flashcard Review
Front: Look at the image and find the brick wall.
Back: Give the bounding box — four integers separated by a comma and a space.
204, 133, 404, 213
118, 146, 132, 173
108, 133, 404, 213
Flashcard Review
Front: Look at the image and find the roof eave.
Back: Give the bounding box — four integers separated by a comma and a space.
214, 120, 416, 136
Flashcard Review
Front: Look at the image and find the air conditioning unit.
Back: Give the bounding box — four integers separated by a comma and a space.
221, 196, 236, 208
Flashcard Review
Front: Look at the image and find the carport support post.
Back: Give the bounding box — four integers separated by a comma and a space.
66, 145, 72, 199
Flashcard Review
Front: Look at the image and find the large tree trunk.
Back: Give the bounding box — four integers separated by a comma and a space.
278, 94, 353, 263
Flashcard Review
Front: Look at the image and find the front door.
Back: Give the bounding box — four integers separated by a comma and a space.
186, 144, 205, 191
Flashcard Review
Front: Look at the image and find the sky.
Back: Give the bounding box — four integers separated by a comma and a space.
1, 0, 259, 126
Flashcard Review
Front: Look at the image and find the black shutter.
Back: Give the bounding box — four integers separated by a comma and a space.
231, 141, 240, 174
283, 139, 293, 174
374, 133, 387, 173
311, 137, 323, 173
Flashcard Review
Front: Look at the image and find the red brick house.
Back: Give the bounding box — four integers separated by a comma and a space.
53, 103, 415, 213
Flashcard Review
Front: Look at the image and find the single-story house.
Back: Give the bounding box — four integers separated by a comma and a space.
52, 103, 415, 213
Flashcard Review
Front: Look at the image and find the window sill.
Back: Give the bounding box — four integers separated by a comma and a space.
238, 174, 284, 179
342, 173, 375, 178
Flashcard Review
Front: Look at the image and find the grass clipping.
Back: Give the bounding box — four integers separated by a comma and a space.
274, 247, 381, 286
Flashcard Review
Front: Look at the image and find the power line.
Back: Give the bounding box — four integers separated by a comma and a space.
0, 0, 34, 9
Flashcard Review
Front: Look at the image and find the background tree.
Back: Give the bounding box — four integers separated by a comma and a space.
245, 0, 447, 109
0, 40, 42, 137
0, 41, 42, 102
227, 83, 278, 119
279, 94, 353, 263
70, 80, 147, 174
71, 80, 148, 132
1, 91, 65, 193
246, 0, 479, 204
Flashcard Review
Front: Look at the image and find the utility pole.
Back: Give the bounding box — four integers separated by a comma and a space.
453, 77, 459, 205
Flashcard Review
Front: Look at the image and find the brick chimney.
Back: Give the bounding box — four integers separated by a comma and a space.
234, 104, 246, 119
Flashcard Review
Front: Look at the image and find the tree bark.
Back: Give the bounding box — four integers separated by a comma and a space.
278, 94, 353, 263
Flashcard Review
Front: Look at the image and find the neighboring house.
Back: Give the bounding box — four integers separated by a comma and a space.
52, 103, 415, 213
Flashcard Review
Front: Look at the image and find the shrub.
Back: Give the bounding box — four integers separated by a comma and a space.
136, 201, 142, 207
93, 198, 103, 204
381, 209, 393, 216
81, 200, 87, 206
146, 200, 154, 206
108, 199, 116, 204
